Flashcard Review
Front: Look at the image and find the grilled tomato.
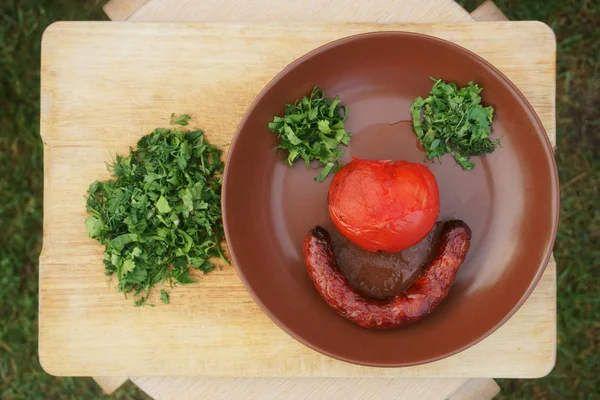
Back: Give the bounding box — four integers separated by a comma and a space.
328, 158, 440, 252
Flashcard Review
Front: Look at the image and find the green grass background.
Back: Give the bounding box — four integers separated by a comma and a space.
0, 0, 598, 398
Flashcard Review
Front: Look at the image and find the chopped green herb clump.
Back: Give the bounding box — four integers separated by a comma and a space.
410, 77, 499, 170
268, 86, 351, 182
160, 289, 169, 304
170, 113, 191, 126
85, 117, 228, 306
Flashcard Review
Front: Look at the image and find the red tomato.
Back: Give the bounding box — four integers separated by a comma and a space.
328, 158, 440, 253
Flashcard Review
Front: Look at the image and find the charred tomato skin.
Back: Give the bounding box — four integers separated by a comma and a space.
328, 158, 440, 253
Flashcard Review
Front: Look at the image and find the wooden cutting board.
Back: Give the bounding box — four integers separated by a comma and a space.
39, 21, 556, 378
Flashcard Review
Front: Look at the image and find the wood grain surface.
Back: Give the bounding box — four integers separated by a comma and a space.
471, 0, 510, 22
103, 0, 150, 21
131, 376, 472, 400
39, 21, 556, 379
124, 0, 473, 23
447, 379, 501, 400
91, 376, 130, 395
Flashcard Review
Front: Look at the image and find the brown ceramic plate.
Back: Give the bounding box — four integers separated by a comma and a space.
222, 32, 559, 367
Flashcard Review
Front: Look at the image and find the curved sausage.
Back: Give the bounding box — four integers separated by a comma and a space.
303, 220, 471, 329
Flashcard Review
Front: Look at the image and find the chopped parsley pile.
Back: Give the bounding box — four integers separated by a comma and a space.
410, 77, 499, 170
85, 117, 228, 306
268, 86, 351, 182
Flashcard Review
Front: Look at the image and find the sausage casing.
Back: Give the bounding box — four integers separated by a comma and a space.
303, 220, 471, 329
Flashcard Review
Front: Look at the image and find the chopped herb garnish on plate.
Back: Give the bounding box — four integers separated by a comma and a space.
268, 86, 351, 182
410, 77, 499, 170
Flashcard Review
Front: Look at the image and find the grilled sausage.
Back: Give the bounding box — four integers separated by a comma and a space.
303, 220, 471, 329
